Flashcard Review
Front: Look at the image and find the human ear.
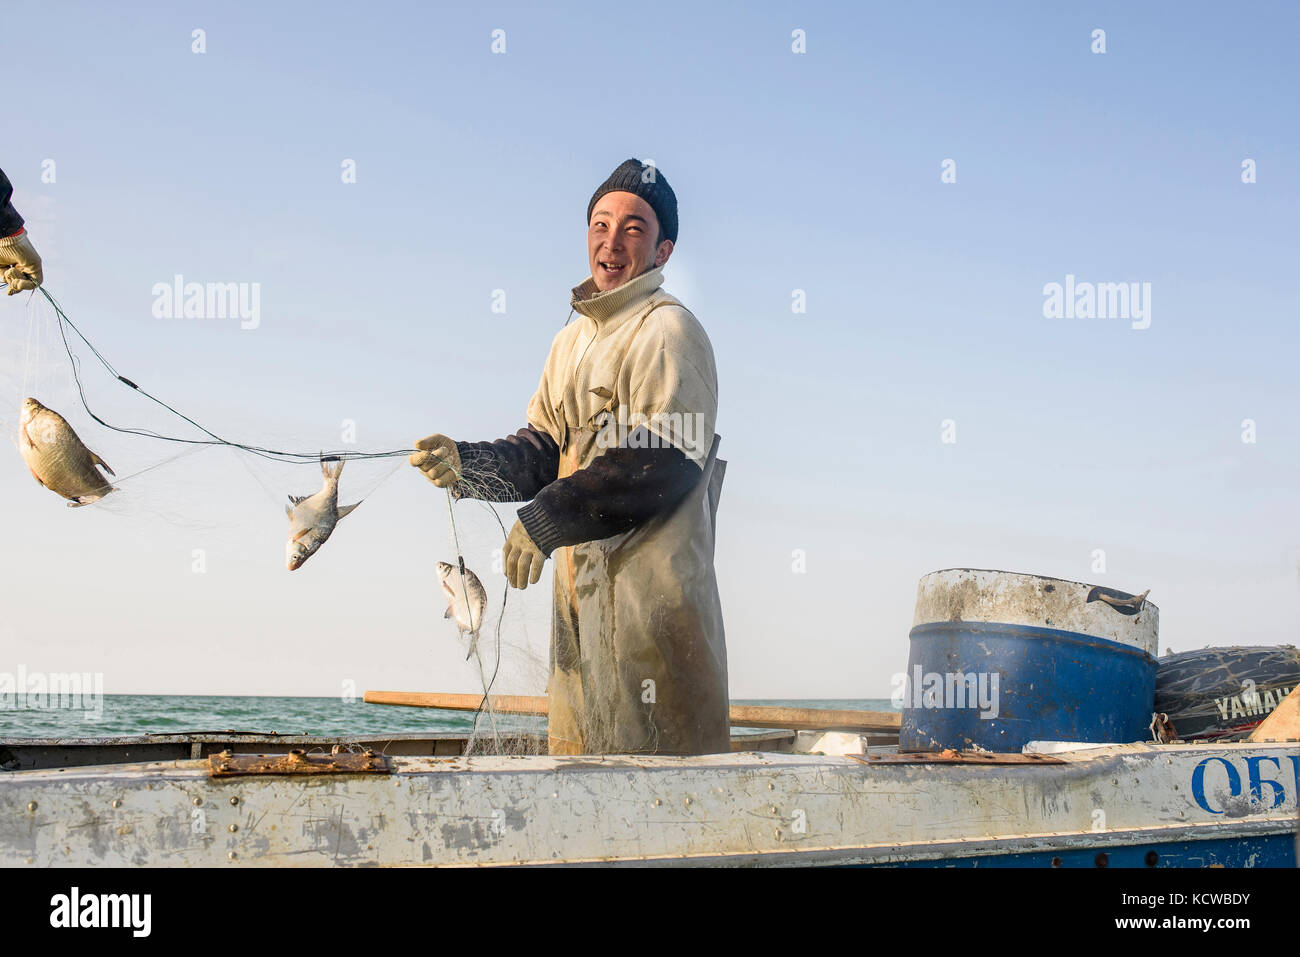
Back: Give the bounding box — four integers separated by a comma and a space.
654, 239, 674, 267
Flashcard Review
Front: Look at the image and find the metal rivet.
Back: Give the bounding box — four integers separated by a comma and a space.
26, 802, 36, 812
228, 851, 237, 861
653, 798, 661, 806
229, 824, 238, 833
683, 797, 691, 806
767, 782, 775, 790
229, 796, 239, 806
193, 797, 203, 806
774, 829, 782, 840
111, 799, 121, 809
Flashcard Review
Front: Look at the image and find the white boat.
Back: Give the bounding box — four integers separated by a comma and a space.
1, 728, 1295, 867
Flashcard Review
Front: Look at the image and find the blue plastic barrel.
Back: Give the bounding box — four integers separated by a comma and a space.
899, 569, 1159, 752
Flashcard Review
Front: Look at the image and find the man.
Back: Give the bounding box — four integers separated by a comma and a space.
0, 167, 43, 294
410, 158, 729, 756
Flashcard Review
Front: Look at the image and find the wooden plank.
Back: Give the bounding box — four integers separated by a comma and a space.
364, 691, 548, 715
1247, 684, 1300, 742
727, 705, 900, 733
363, 691, 902, 734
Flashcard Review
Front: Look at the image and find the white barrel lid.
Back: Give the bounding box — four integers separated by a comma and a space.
912, 568, 1159, 656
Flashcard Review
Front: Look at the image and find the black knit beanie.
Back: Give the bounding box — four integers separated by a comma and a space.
586, 158, 678, 244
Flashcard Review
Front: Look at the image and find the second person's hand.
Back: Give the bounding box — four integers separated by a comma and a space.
0, 229, 42, 295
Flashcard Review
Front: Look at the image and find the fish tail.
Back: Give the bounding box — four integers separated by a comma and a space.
320, 455, 345, 484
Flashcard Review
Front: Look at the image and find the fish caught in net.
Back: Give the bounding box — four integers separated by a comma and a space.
3, 286, 554, 755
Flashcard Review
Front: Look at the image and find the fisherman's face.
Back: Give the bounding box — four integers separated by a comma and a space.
587, 191, 673, 292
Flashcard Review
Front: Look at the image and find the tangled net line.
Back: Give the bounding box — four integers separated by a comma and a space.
21, 284, 523, 753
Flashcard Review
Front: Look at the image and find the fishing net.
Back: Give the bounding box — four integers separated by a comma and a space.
1, 287, 553, 754
0, 290, 414, 540
442, 469, 551, 756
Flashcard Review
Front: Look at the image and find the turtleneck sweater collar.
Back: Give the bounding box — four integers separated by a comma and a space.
570, 265, 665, 324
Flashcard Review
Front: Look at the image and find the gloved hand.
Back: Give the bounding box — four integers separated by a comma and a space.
0, 229, 42, 295
409, 433, 461, 487
504, 519, 546, 589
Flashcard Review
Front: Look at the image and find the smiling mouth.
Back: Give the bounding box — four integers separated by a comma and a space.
598, 261, 627, 275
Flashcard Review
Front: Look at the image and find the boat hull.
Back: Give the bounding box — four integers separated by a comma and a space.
0, 739, 1295, 867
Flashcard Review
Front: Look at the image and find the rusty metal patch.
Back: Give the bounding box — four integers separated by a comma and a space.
208, 748, 390, 777
847, 749, 1066, 766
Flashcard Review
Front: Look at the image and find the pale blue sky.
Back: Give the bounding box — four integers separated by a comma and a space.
1, 1, 1296, 698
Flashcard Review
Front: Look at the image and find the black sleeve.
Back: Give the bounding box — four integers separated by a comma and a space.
515, 437, 702, 556
0, 168, 24, 236
451, 427, 560, 503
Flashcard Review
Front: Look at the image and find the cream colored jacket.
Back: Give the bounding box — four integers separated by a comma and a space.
526, 265, 717, 469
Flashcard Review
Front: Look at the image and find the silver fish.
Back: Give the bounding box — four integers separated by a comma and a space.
18, 397, 117, 507
285, 456, 360, 570
437, 560, 487, 659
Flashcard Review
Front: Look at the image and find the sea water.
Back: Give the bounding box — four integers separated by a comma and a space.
0, 695, 897, 739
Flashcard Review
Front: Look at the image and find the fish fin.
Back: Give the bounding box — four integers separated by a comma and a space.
444, 606, 453, 619
89, 451, 115, 477
320, 455, 345, 483
287, 494, 306, 506
69, 492, 110, 508
465, 632, 480, 660
285, 503, 295, 519
336, 502, 360, 521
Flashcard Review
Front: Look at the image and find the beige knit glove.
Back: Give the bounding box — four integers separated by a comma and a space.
409, 433, 462, 487
0, 230, 42, 294
503, 519, 546, 589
